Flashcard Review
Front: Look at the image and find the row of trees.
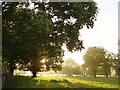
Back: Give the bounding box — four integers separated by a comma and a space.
2, 2, 98, 77
58, 47, 119, 78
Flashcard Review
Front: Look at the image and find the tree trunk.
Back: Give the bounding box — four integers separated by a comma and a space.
105, 70, 108, 78
32, 70, 37, 78
9, 62, 15, 76
9, 67, 14, 76
104, 67, 109, 78
93, 70, 96, 78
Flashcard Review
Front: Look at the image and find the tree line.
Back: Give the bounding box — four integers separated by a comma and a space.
58, 47, 119, 78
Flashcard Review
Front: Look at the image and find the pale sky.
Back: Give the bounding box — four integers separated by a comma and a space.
63, 0, 119, 65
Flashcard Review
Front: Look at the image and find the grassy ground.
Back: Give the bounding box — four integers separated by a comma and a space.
3, 76, 119, 89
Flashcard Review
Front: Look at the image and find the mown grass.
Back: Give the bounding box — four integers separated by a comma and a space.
3, 76, 119, 89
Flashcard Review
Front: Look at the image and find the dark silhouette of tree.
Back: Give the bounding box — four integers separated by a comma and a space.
2, 2, 98, 77
3, 7, 63, 77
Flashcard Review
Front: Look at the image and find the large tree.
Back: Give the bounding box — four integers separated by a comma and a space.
83, 47, 116, 78
83, 47, 106, 78
2, 4, 55, 76
2, 2, 98, 77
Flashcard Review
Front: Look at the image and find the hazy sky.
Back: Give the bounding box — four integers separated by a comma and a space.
63, 0, 119, 65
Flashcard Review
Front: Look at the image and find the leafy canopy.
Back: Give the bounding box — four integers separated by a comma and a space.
2, 2, 98, 73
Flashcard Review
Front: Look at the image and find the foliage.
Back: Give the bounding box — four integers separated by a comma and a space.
45, 2, 98, 52
83, 47, 106, 77
2, 3, 63, 76
81, 63, 89, 76
83, 47, 118, 78
2, 2, 98, 76
110, 53, 120, 76
3, 6, 52, 75
83, 47, 119, 77
97, 66, 111, 75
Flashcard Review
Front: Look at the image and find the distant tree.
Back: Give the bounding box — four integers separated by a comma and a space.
83, 47, 106, 78
111, 53, 120, 76
2, 2, 98, 77
81, 63, 87, 76
118, 40, 120, 76
83, 47, 118, 78
100, 52, 120, 77
97, 66, 111, 76
100, 51, 114, 78
61, 58, 82, 76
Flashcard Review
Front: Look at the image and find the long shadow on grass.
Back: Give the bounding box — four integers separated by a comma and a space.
37, 79, 66, 88
33, 78, 99, 88
56, 79, 102, 88
44, 78, 102, 88
68, 76, 118, 85
34, 76, 118, 88
64, 76, 118, 88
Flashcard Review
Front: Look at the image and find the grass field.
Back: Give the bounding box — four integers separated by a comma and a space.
3, 76, 119, 89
